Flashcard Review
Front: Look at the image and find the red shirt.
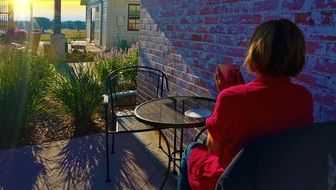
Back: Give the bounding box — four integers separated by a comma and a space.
188, 76, 314, 190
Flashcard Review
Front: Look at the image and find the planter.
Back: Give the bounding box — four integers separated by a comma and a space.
31, 29, 41, 52
115, 90, 137, 106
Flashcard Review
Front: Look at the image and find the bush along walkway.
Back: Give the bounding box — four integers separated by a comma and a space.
0, 46, 139, 150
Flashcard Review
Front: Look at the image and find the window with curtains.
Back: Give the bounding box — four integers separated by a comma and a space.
128, 4, 140, 31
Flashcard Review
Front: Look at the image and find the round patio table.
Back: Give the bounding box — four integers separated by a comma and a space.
134, 96, 216, 129
134, 96, 216, 176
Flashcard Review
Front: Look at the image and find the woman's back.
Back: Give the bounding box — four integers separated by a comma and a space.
212, 75, 314, 168
188, 76, 314, 190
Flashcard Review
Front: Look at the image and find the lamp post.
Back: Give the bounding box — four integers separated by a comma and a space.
8, 0, 14, 30
54, 0, 61, 34
29, 1, 33, 41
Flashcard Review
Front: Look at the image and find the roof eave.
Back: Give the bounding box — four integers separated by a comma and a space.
80, 0, 87, 5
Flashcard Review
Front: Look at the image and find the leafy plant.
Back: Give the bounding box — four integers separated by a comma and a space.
94, 46, 139, 91
0, 48, 56, 136
118, 40, 129, 51
65, 51, 94, 63
54, 64, 102, 123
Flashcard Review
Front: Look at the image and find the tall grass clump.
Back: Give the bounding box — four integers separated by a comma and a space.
0, 48, 56, 138
53, 44, 138, 126
94, 45, 139, 91
54, 64, 101, 124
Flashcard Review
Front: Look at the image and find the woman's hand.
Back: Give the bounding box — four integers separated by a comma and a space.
214, 64, 245, 92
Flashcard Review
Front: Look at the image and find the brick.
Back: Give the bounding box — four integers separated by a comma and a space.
217, 35, 233, 45
178, 33, 190, 41
219, 15, 237, 24
213, 5, 224, 14
253, 0, 279, 12
320, 11, 333, 25
295, 71, 335, 90
199, 7, 212, 15
195, 26, 209, 33
226, 47, 246, 57
236, 36, 250, 47
223, 0, 239, 2
261, 13, 292, 23
191, 34, 202, 41
166, 25, 174, 31
282, 0, 305, 10
187, 9, 197, 16
190, 16, 205, 24
239, 15, 261, 24
327, 43, 336, 57
207, 44, 226, 55
314, 0, 336, 9
209, 25, 227, 34
206, 0, 220, 5
306, 26, 336, 41
310, 57, 336, 74
203, 34, 215, 43
180, 18, 189, 24
295, 12, 315, 25
227, 25, 248, 36
314, 92, 336, 106
205, 16, 219, 24
161, 10, 176, 17
193, 43, 207, 51
306, 41, 328, 56
237, 3, 252, 13
320, 105, 336, 120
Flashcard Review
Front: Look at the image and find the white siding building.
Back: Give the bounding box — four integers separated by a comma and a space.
80, 0, 140, 50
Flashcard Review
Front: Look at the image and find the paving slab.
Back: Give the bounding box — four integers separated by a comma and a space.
0, 132, 177, 190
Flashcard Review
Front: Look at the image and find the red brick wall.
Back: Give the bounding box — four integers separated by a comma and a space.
139, 0, 336, 125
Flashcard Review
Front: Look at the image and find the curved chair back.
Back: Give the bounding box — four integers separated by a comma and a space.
105, 66, 169, 108
216, 121, 336, 190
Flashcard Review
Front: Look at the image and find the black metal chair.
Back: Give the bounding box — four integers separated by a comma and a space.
103, 66, 171, 189
216, 121, 336, 190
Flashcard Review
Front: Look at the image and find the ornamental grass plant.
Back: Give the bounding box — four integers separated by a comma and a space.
53, 63, 101, 124
0, 48, 56, 141
94, 45, 139, 91
0, 44, 139, 149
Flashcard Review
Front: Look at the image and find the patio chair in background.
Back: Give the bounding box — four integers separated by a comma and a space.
216, 121, 336, 190
103, 66, 170, 183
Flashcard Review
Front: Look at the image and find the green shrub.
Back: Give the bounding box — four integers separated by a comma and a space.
0, 49, 56, 136
65, 51, 94, 63
94, 47, 139, 91
118, 40, 129, 51
54, 64, 101, 123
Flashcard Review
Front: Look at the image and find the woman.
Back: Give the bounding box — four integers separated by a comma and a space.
177, 19, 314, 190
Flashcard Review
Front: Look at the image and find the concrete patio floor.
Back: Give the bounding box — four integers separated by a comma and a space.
0, 132, 177, 190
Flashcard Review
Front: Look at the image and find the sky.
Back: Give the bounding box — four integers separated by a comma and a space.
14, 0, 86, 21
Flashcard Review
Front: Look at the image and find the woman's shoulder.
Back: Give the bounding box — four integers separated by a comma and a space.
290, 83, 313, 101
218, 81, 312, 102
217, 84, 250, 101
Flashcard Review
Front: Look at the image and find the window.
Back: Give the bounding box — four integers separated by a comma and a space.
128, 4, 140, 31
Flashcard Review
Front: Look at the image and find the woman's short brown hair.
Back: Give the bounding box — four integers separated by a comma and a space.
244, 19, 306, 77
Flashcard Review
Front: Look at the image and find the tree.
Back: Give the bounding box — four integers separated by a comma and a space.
75, 20, 82, 32
34, 17, 52, 33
